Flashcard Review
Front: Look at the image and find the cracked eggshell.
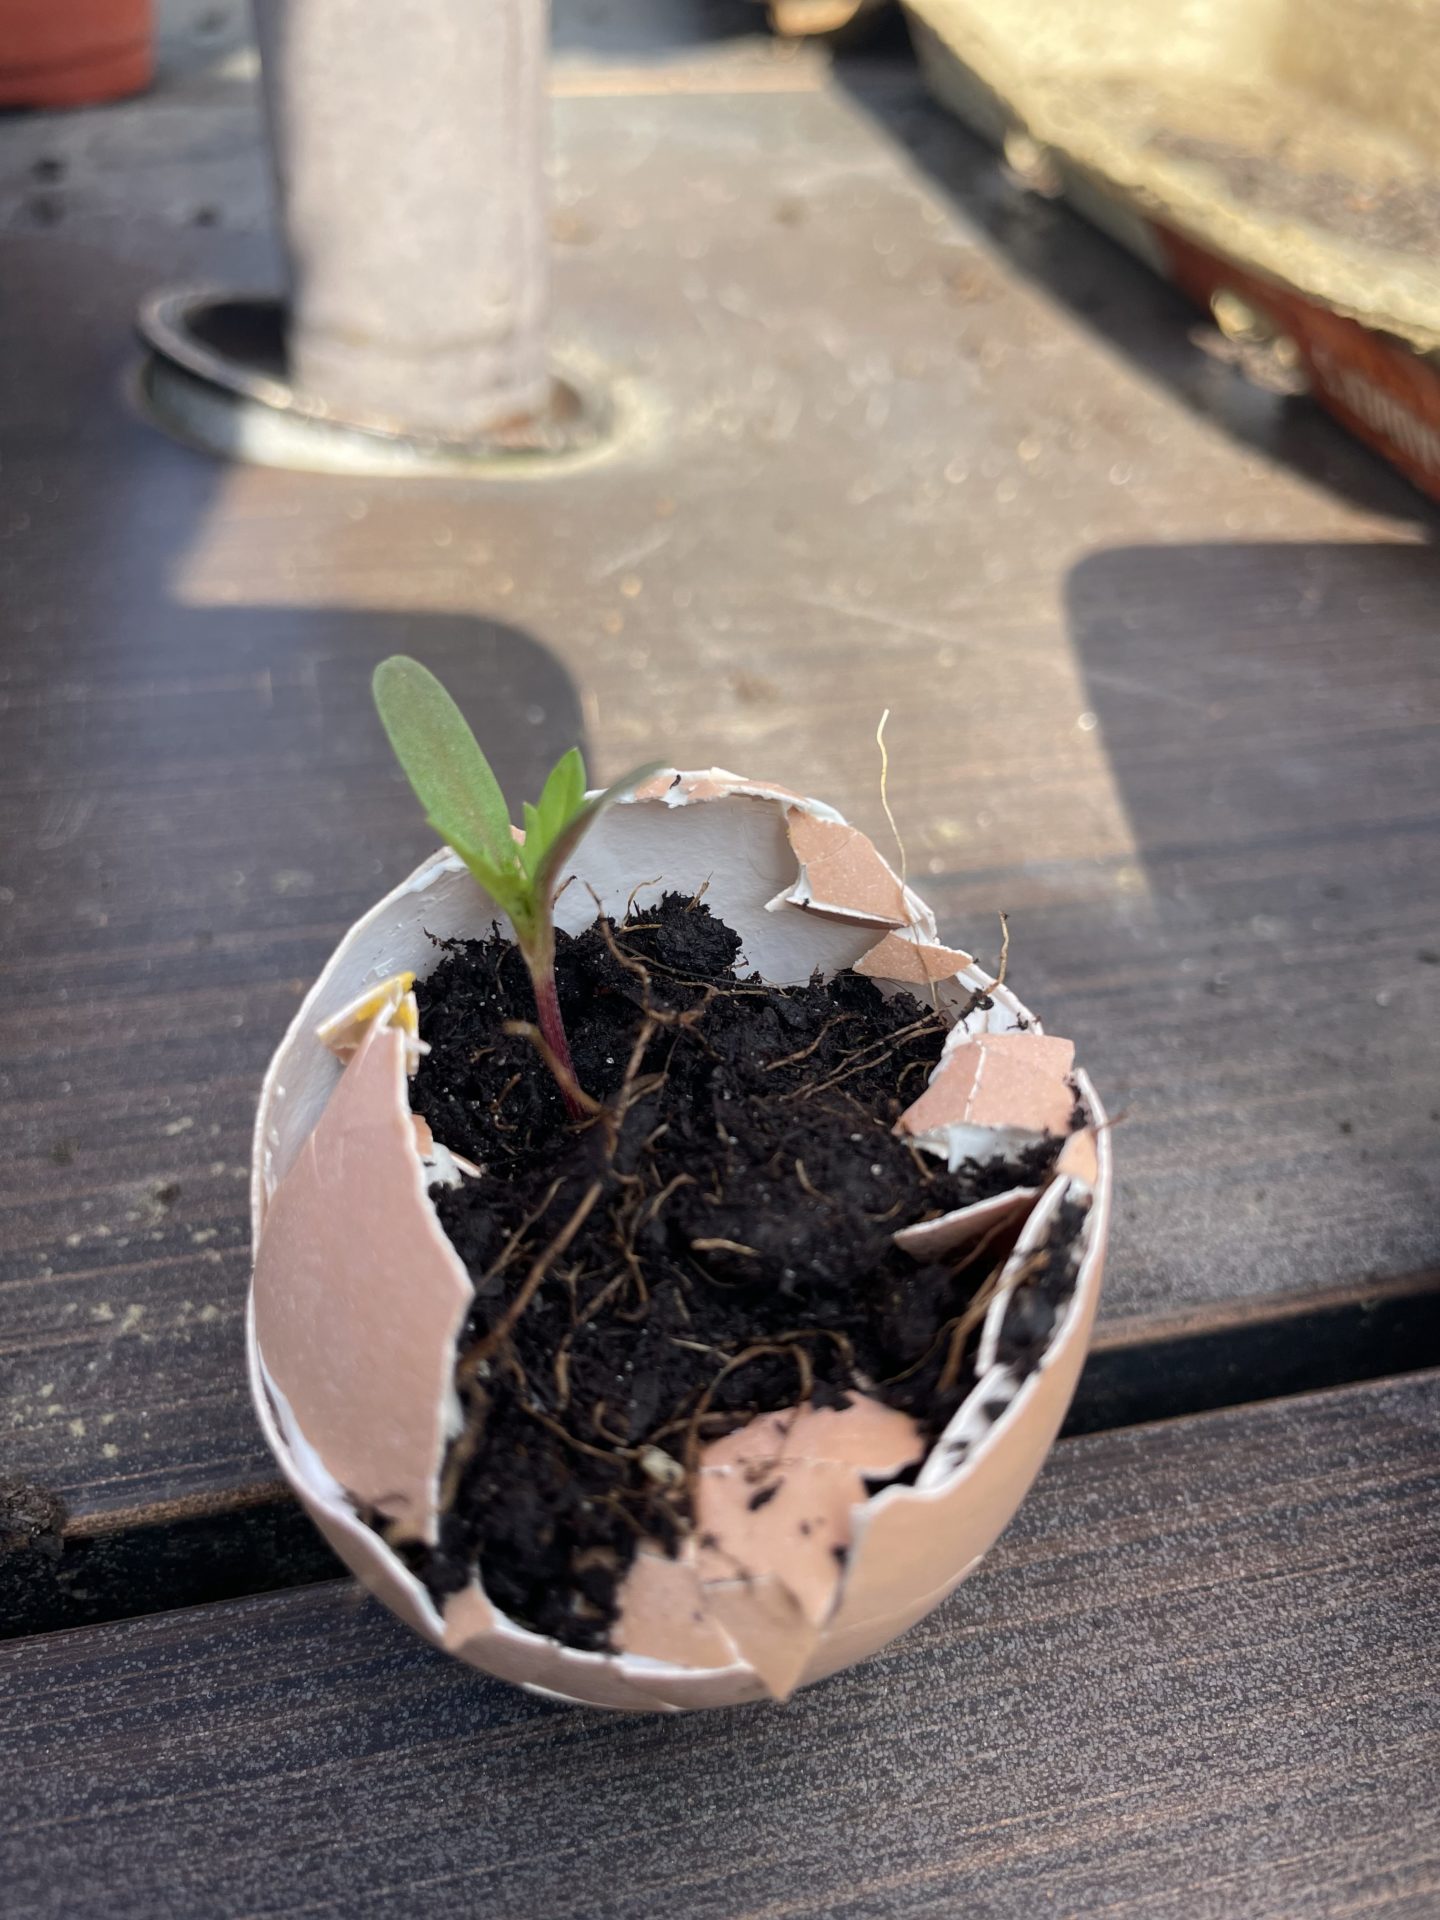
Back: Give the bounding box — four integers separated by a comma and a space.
252, 1012, 470, 1543
775, 811, 910, 926
897, 1031, 1077, 1170
951, 1175, 1084, 1452
251, 771, 1109, 1712
693, 1400, 924, 1616
892, 1185, 1039, 1263
854, 925, 1038, 1064
249, 1310, 449, 1649
797, 1144, 1110, 1691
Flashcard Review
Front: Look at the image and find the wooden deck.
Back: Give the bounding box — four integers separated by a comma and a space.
5, 1377, 1438, 1917
1, 2, 1437, 1910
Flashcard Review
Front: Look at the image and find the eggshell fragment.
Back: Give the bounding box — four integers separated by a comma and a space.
973, 1176, 1080, 1410
892, 1185, 1039, 1262
694, 1398, 924, 1626
853, 929, 975, 986
775, 811, 910, 927
316, 972, 424, 1072
1056, 1124, 1100, 1188
612, 1548, 739, 1671
701, 1577, 819, 1702
250, 770, 1112, 1711
253, 1013, 470, 1542
898, 1031, 1077, 1169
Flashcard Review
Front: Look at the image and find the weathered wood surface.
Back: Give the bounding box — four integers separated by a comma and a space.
4, 1374, 1438, 1919
0, 12, 1437, 1558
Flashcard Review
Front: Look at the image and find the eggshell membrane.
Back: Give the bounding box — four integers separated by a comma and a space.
250, 771, 1110, 1711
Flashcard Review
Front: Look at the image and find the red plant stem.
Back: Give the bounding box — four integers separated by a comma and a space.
533, 964, 586, 1121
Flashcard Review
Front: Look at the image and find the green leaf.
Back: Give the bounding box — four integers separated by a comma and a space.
519, 801, 545, 880
372, 657, 519, 876
519, 748, 588, 879
541, 748, 587, 837
461, 844, 525, 914
532, 761, 667, 905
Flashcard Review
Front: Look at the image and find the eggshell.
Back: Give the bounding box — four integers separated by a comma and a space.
897, 1031, 1077, 1170
777, 811, 909, 927
252, 1010, 470, 1543
853, 929, 976, 986
612, 1548, 739, 1670
693, 1398, 925, 1628
251, 771, 1110, 1711
892, 1185, 1039, 1262
315, 971, 420, 1064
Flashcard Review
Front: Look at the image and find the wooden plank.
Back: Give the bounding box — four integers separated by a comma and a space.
0, 425, 584, 1523
0, 31, 1437, 1563
3, 1374, 1438, 1919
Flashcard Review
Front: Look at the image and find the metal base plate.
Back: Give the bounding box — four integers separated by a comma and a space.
136, 290, 615, 476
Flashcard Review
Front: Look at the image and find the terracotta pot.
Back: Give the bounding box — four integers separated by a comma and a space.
250, 771, 1111, 1710
0, 0, 152, 108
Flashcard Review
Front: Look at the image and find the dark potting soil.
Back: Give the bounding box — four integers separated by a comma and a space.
405, 894, 1087, 1650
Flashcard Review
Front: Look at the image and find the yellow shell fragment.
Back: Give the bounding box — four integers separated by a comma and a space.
315, 971, 424, 1073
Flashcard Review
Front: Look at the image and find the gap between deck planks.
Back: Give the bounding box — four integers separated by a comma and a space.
3, 1370, 1437, 1920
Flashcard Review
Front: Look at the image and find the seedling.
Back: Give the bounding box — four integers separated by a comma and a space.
372, 655, 662, 1118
